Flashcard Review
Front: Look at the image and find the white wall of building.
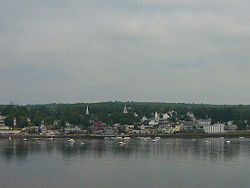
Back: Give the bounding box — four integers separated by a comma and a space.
203, 123, 225, 133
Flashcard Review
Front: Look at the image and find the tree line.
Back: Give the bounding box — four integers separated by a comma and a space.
0, 102, 249, 130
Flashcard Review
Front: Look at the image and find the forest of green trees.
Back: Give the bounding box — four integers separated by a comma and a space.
0, 102, 249, 130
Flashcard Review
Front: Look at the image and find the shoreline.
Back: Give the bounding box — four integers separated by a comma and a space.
0, 131, 249, 139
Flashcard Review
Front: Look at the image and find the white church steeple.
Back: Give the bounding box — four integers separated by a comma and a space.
123, 105, 128, 114
86, 105, 89, 115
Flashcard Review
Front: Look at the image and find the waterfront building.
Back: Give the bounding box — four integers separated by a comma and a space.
182, 121, 196, 131
89, 121, 107, 133
64, 126, 81, 134
224, 121, 237, 132
158, 125, 174, 134
196, 119, 211, 130
162, 113, 170, 120
40, 124, 47, 134
104, 127, 114, 135
0, 115, 6, 127
141, 116, 148, 122
0, 115, 10, 130
29, 126, 39, 133
203, 123, 225, 133
173, 124, 182, 132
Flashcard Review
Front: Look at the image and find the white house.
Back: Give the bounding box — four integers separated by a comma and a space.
0, 115, 9, 130
64, 126, 81, 134
40, 124, 47, 134
0, 115, 6, 127
196, 119, 211, 130
162, 113, 170, 120
141, 116, 148, 122
148, 120, 158, 126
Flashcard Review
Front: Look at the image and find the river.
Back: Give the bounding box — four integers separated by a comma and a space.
0, 137, 249, 188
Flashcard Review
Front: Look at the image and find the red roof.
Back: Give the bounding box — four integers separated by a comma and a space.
91, 121, 107, 127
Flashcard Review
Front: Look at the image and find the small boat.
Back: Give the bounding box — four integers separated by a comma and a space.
204, 140, 210, 143
226, 141, 231, 143
123, 137, 131, 140
104, 137, 110, 140
23, 138, 27, 141
153, 137, 160, 142
37, 140, 40, 143
115, 136, 123, 140
9, 137, 11, 140
239, 137, 244, 139
219, 137, 224, 139
80, 142, 85, 145
118, 141, 126, 146
68, 139, 76, 143
191, 139, 196, 141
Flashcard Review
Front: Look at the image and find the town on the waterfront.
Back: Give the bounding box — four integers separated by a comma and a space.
0, 102, 249, 138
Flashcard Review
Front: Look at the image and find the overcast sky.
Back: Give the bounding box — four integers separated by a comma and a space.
0, 0, 249, 105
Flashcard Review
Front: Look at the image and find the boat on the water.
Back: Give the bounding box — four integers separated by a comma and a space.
124, 137, 131, 140
68, 139, 76, 143
153, 137, 160, 142
118, 141, 126, 146
115, 136, 123, 140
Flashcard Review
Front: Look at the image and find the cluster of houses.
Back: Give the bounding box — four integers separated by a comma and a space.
86, 109, 237, 135
0, 106, 243, 135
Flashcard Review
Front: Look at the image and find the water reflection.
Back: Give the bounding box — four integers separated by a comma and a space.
0, 137, 249, 162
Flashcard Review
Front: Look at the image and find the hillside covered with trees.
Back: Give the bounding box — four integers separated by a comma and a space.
0, 102, 249, 130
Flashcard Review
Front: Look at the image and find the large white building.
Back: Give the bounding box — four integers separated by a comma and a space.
203, 123, 225, 133
0, 115, 6, 127
196, 119, 211, 130
0, 115, 10, 130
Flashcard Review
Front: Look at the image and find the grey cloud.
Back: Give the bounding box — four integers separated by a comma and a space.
0, 0, 249, 104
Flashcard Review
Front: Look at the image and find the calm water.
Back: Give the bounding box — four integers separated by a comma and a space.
0, 137, 249, 188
